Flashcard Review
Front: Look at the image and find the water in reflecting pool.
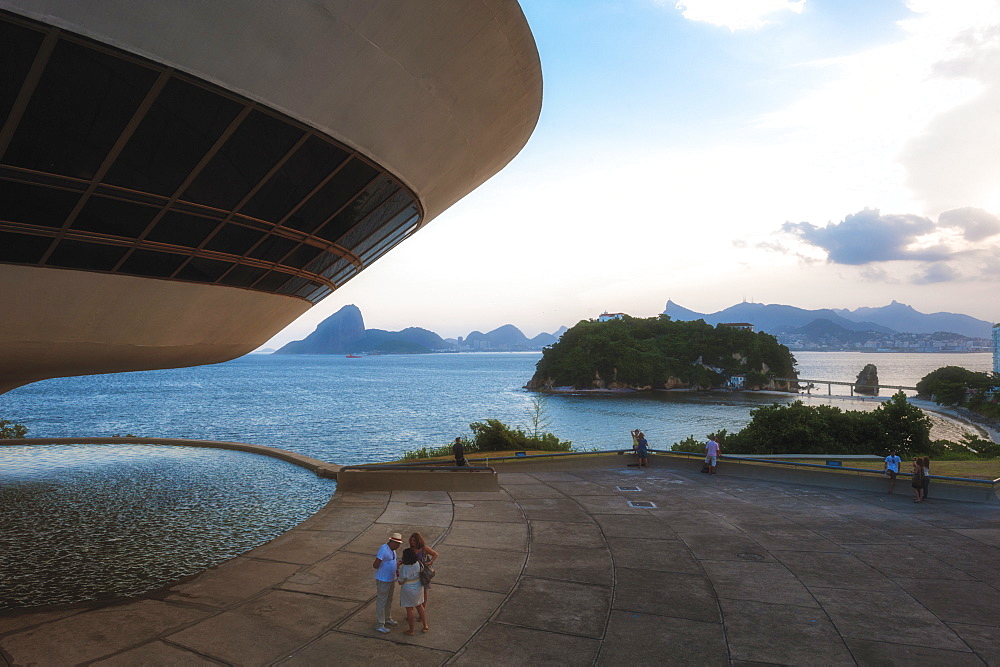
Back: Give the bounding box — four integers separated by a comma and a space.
0, 444, 335, 610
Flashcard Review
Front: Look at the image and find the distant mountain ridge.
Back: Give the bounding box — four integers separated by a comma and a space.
833, 300, 992, 338
663, 300, 992, 338
274, 305, 566, 355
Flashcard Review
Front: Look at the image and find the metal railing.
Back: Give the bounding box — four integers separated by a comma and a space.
663, 449, 1000, 486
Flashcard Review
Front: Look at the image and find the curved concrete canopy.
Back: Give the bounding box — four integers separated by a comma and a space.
1, 0, 544, 227
0, 1, 542, 392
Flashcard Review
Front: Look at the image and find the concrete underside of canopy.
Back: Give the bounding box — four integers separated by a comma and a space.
0, 0, 544, 227
0, 264, 309, 393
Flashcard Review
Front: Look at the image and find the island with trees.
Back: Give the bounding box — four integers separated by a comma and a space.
525, 315, 797, 392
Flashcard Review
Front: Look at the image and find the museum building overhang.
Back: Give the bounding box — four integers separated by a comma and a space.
0, 1, 543, 393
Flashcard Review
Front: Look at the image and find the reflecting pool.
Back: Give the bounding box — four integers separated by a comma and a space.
0, 444, 336, 610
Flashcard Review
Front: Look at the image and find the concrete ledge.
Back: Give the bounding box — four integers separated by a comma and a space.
0, 437, 342, 479
336, 468, 499, 492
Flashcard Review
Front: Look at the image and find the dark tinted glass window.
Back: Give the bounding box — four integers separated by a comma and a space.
203, 223, 264, 255
280, 244, 323, 269
72, 196, 158, 237
118, 249, 187, 278
303, 251, 341, 276
277, 276, 309, 296
355, 204, 418, 258
0, 180, 80, 227
218, 263, 266, 288
314, 176, 398, 243
0, 230, 52, 263
7, 40, 158, 179
105, 78, 242, 196
247, 234, 297, 262
0, 20, 43, 127
320, 257, 351, 280
176, 257, 231, 282
241, 135, 348, 223
282, 156, 379, 233
47, 239, 127, 270
182, 110, 302, 210
336, 190, 411, 251
253, 270, 294, 292
364, 219, 417, 263
144, 211, 219, 248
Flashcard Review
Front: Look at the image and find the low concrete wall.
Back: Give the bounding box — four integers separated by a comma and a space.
1, 437, 342, 479
336, 468, 499, 492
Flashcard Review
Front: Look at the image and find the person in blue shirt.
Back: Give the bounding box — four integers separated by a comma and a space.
372, 532, 403, 633
883, 450, 901, 494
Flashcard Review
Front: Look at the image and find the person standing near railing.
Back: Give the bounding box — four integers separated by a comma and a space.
883, 450, 901, 494
452, 437, 466, 467
704, 435, 721, 475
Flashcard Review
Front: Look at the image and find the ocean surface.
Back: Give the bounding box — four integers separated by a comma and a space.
0, 350, 992, 609
0, 351, 992, 462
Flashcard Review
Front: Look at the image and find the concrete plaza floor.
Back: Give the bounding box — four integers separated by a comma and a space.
2, 462, 999, 665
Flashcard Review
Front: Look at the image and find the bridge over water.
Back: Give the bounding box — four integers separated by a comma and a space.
773, 377, 918, 396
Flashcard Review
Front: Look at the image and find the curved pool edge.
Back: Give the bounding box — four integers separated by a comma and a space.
0, 437, 343, 478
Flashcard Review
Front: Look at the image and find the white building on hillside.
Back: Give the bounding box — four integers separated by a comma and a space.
599, 312, 626, 322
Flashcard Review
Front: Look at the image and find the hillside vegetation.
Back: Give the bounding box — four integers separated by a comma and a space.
526, 315, 796, 391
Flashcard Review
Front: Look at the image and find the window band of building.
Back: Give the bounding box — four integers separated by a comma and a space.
0, 10, 422, 304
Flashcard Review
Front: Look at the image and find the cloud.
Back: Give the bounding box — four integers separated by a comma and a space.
938, 206, 1000, 241
899, 2, 1000, 211
781, 208, 945, 264
912, 262, 960, 284
669, 0, 805, 31
859, 266, 897, 283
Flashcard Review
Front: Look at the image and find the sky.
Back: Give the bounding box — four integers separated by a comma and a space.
263, 0, 1000, 348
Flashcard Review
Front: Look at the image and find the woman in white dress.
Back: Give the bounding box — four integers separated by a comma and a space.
396, 548, 428, 635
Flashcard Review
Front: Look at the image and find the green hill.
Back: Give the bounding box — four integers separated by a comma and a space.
526, 315, 797, 391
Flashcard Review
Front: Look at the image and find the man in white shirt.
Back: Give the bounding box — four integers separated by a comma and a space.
704, 436, 721, 475
372, 532, 402, 633
883, 450, 901, 494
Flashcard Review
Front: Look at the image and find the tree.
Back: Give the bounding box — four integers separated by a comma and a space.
870, 391, 932, 455
916, 366, 992, 405
723, 392, 932, 457
525, 395, 551, 439
0, 419, 28, 439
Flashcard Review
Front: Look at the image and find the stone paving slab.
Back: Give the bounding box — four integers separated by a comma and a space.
612, 567, 719, 622
427, 544, 524, 593
163, 558, 302, 608
599, 610, 729, 665
720, 598, 855, 665
3, 461, 999, 665
1, 600, 209, 665
701, 560, 818, 607
91, 640, 224, 666
453, 622, 602, 665
451, 499, 524, 523
278, 631, 450, 666
167, 590, 358, 666
495, 577, 612, 639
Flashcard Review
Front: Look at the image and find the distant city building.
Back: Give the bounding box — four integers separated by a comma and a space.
0, 1, 542, 393
720, 322, 755, 332
598, 312, 627, 322
993, 324, 1000, 375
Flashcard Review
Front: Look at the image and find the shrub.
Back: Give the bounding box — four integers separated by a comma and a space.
0, 419, 28, 439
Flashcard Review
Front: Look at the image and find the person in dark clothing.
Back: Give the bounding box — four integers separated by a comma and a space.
452, 437, 466, 466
